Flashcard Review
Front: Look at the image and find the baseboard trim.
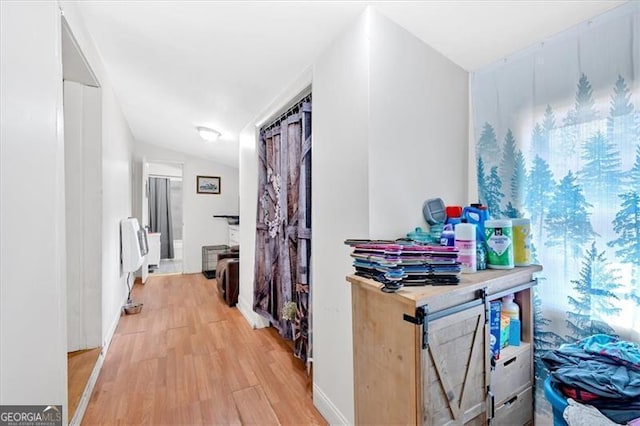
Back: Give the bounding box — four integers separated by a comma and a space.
313, 383, 350, 425
237, 295, 269, 329
102, 292, 127, 353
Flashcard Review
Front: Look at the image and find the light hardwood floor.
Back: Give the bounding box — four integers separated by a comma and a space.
68, 347, 101, 421
82, 273, 326, 425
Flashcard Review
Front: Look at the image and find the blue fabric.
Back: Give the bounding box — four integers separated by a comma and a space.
581, 334, 640, 371
543, 350, 640, 399
542, 335, 640, 422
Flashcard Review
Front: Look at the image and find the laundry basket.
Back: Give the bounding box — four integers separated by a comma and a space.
202, 245, 229, 279
544, 377, 569, 426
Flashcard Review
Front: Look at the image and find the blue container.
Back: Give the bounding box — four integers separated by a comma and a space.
462, 206, 489, 241
544, 377, 568, 426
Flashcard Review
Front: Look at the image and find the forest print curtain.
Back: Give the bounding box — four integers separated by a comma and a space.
254, 94, 312, 363
472, 3, 639, 422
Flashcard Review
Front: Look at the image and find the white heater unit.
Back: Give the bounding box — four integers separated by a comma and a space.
121, 217, 148, 273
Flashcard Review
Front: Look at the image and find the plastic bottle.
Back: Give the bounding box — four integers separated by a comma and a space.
477, 205, 489, 241
445, 206, 463, 227
512, 218, 531, 266
455, 223, 476, 273
440, 224, 455, 247
502, 294, 519, 320
502, 294, 521, 346
463, 205, 489, 240
464, 205, 489, 270
462, 206, 482, 230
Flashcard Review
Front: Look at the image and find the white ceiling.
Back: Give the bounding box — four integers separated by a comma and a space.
77, 1, 625, 167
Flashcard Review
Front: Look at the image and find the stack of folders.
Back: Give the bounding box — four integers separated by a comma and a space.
345, 240, 461, 287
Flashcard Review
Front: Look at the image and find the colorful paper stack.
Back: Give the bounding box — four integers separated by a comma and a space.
349, 243, 406, 283
402, 244, 460, 285
345, 240, 461, 287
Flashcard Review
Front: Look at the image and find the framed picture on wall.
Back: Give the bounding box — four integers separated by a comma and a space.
197, 176, 221, 194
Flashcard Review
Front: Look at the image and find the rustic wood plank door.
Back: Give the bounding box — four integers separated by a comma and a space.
254, 96, 312, 362
422, 303, 488, 425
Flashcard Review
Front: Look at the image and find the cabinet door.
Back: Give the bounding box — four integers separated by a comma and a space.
422, 303, 488, 425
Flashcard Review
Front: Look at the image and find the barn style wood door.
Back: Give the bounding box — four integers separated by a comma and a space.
254, 94, 312, 362
421, 303, 488, 425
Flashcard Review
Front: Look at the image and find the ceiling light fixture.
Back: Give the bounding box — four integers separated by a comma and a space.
196, 126, 221, 142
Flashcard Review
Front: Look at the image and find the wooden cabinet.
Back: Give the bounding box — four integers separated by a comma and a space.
347, 265, 541, 425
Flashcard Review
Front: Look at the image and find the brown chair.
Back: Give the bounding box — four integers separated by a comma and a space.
216, 247, 239, 306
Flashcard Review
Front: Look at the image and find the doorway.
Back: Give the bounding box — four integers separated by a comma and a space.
147, 161, 184, 275
62, 15, 102, 423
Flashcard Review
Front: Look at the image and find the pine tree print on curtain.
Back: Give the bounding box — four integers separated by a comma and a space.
471, 3, 639, 422
254, 95, 312, 362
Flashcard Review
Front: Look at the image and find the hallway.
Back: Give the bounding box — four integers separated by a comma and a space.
82, 273, 325, 425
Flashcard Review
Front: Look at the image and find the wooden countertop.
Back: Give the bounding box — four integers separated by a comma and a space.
347, 265, 542, 310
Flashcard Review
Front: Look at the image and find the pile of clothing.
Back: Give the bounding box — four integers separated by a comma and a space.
542, 334, 640, 424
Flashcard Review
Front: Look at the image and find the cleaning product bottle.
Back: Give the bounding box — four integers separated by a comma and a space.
455, 222, 476, 273
462, 205, 483, 232
502, 294, 521, 346
445, 206, 463, 227
440, 224, 455, 246
464, 204, 489, 270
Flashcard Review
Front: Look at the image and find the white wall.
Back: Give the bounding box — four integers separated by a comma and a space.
133, 142, 239, 273
368, 9, 469, 237
100, 85, 135, 344
468, 74, 478, 203
0, 1, 67, 412
311, 12, 371, 425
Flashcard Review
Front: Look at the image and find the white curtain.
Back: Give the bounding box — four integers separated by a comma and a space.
471, 3, 639, 422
